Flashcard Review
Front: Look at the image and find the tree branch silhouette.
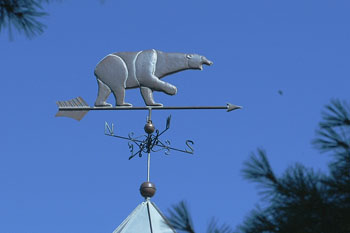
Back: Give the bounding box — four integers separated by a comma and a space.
237, 99, 350, 233
0, 0, 51, 38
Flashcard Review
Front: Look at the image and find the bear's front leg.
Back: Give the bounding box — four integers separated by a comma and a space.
140, 87, 163, 106
160, 81, 177, 96
139, 75, 177, 96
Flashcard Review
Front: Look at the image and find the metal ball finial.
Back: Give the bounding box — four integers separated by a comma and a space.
140, 182, 156, 198
144, 120, 155, 134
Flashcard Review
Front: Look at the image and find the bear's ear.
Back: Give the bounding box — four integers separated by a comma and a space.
186, 54, 193, 59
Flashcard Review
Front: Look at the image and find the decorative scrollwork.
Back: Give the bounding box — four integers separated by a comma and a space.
128, 132, 134, 139
164, 140, 171, 155
105, 115, 194, 159
128, 142, 134, 154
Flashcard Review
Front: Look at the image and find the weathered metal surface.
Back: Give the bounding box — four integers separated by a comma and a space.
144, 121, 155, 134
140, 182, 156, 198
55, 97, 242, 121
56, 96, 88, 107
55, 97, 89, 121
94, 49, 213, 107
113, 200, 176, 233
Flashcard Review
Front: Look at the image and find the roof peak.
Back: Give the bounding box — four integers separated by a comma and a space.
113, 199, 176, 233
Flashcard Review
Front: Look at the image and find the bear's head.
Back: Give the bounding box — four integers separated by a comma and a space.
186, 54, 213, 70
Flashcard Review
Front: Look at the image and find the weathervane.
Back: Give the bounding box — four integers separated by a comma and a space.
56, 49, 241, 232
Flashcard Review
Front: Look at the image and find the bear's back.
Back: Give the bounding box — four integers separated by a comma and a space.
112, 52, 141, 88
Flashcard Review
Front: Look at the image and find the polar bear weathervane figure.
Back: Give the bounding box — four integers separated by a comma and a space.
94, 49, 213, 107
55, 49, 241, 121
55, 49, 243, 232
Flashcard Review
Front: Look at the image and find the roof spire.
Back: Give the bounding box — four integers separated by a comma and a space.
113, 109, 176, 233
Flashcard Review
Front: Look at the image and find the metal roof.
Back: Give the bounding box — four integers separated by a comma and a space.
113, 199, 176, 233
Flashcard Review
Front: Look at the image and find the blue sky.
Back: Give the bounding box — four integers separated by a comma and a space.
1, 1, 350, 232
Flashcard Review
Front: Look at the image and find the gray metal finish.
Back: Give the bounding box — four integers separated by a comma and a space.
55, 97, 242, 121
140, 181, 156, 198
55, 96, 89, 121
94, 49, 213, 107
113, 200, 176, 233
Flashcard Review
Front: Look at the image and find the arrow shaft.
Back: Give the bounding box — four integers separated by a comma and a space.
55, 97, 241, 120
58, 106, 228, 111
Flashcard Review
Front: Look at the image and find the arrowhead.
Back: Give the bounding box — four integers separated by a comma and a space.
227, 103, 242, 112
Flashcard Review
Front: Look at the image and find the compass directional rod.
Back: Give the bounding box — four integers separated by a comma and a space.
105, 133, 193, 155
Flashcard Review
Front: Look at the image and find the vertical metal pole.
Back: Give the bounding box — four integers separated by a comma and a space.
147, 107, 152, 122
147, 107, 152, 182
147, 152, 151, 182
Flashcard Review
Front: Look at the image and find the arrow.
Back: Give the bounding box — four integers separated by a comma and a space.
55, 97, 242, 121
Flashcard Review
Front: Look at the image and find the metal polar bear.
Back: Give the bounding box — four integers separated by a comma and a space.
94, 49, 213, 107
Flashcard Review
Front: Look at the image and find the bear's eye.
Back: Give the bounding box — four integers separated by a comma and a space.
186, 54, 193, 59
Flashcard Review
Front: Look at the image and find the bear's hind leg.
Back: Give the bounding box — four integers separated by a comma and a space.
140, 86, 163, 106
95, 79, 112, 107
95, 55, 132, 107
111, 86, 132, 107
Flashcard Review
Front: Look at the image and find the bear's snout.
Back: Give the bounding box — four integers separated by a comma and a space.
201, 56, 213, 66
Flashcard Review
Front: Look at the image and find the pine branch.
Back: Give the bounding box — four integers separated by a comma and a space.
241, 148, 278, 197
236, 207, 276, 233
239, 99, 350, 233
313, 99, 350, 154
0, 0, 48, 38
167, 201, 195, 233
313, 99, 350, 196
207, 218, 234, 233
319, 99, 350, 128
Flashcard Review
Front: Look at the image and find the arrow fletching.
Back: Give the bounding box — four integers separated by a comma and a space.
55, 96, 89, 121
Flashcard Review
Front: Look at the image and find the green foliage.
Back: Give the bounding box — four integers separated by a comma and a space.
0, 0, 51, 38
168, 99, 350, 233
314, 99, 350, 180
207, 218, 235, 233
166, 201, 234, 233
237, 99, 350, 233
167, 201, 195, 233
